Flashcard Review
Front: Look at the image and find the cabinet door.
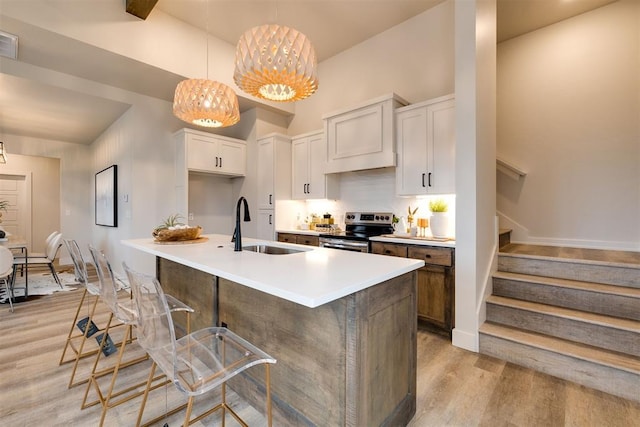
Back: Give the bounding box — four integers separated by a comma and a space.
396, 107, 429, 196
408, 245, 454, 333
258, 139, 275, 209
257, 210, 275, 241
416, 265, 449, 328
306, 132, 327, 199
292, 138, 309, 200
187, 136, 219, 173
218, 139, 246, 176
396, 96, 455, 196
186, 134, 246, 176
426, 99, 455, 195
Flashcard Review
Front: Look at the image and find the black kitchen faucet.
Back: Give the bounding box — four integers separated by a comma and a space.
232, 196, 251, 251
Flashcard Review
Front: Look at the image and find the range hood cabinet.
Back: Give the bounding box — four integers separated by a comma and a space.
323, 93, 408, 174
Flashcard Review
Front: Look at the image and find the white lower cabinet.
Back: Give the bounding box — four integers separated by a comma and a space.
395, 94, 455, 196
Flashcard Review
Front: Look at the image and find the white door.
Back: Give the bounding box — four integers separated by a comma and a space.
0, 173, 32, 246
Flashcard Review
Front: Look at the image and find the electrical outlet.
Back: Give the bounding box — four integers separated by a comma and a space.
188, 212, 194, 220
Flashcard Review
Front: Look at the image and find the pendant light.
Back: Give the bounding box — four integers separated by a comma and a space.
173, 79, 239, 128
234, 24, 318, 102
172, 0, 239, 128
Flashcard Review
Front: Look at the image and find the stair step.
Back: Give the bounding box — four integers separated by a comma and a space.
498, 252, 640, 288
493, 271, 640, 321
479, 322, 640, 403
486, 295, 640, 357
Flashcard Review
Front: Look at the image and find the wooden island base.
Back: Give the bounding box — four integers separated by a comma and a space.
157, 258, 417, 426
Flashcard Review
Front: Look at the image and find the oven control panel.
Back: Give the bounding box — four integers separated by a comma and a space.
344, 212, 394, 225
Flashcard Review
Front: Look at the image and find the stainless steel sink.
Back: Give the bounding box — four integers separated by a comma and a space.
242, 244, 307, 255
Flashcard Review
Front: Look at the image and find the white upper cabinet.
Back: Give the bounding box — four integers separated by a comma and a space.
323, 93, 408, 174
257, 133, 291, 210
292, 130, 338, 200
175, 128, 246, 177
395, 94, 455, 196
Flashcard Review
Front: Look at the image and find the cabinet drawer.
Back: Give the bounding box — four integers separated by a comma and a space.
371, 242, 408, 258
277, 233, 297, 244
296, 235, 319, 246
408, 246, 452, 267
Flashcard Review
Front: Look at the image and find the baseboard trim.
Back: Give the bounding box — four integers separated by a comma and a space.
452, 327, 478, 352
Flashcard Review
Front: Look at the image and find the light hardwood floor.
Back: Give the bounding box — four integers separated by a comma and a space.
1, 287, 639, 426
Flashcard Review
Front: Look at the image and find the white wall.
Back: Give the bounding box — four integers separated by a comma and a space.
497, 0, 640, 251
452, 0, 497, 352
287, 0, 455, 135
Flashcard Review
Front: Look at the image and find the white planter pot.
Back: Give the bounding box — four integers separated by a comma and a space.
430, 212, 449, 238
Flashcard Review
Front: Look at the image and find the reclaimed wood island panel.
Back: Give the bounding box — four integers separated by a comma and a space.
124, 235, 424, 426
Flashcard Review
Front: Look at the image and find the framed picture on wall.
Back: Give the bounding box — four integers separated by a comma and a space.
95, 165, 117, 227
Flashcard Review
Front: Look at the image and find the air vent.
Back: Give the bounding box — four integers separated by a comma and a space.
0, 30, 18, 60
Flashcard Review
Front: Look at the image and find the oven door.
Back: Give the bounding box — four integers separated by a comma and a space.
319, 237, 369, 253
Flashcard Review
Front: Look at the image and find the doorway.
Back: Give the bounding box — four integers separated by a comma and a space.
0, 173, 32, 248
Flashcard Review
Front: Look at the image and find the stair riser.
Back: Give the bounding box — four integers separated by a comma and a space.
486, 303, 639, 357
479, 333, 640, 403
493, 277, 640, 321
498, 257, 640, 288
498, 231, 511, 249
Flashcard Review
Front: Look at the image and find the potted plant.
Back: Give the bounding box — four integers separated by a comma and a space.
429, 199, 449, 238
152, 214, 202, 242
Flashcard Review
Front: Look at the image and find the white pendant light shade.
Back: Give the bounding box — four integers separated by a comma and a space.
234, 24, 318, 102
173, 79, 240, 128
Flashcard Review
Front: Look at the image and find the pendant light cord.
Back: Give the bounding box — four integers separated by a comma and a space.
206, 0, 209, 79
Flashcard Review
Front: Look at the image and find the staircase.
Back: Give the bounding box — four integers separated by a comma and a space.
479, 231, 640, 402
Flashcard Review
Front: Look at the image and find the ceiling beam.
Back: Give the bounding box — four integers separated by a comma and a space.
126, 0, 158, 20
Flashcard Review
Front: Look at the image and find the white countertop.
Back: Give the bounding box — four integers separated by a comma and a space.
370, 235, 456, 248
122, 234, 424, 309
276, 229, 323, 236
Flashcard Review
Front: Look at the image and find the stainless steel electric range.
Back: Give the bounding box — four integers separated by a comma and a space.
318, 211, 394, 253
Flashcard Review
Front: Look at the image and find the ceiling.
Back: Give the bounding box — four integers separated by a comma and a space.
0, 0, 618, 146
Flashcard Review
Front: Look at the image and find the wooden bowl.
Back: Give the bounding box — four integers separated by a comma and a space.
153, 226, 202, 242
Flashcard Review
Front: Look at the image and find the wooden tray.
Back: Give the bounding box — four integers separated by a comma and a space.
153, 237, 209, 245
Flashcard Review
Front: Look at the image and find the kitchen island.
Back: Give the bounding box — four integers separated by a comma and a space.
123, 234, 424, 426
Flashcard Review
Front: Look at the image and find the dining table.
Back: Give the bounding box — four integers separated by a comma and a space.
1, 235, 29, 298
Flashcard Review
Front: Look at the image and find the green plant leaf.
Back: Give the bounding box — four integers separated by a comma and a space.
429, 199, 448, 213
